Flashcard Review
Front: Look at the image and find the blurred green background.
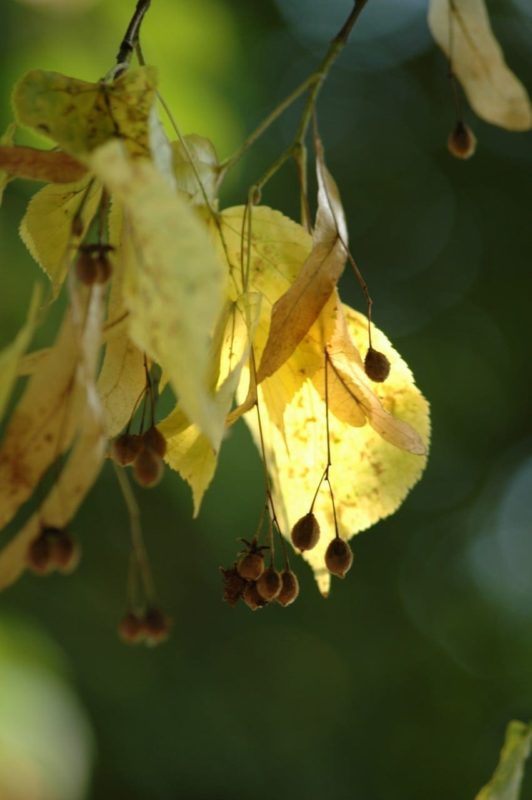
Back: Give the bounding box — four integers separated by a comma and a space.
1, 0, 532, 798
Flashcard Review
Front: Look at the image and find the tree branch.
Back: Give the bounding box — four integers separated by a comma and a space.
116, 0, 152, 67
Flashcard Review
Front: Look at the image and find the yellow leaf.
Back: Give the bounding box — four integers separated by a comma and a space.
475, 721, 532, 800
13, 66, 158, 157
0, 289, 101, 531
0, 287, 106, 590
0, 286, 42, 422
214, 205, 327, 427
159, 409, 217, 517
256, 133, 348, 383
428, 0, 532, 131
90, 140, 227, 448
172, 135, 219, 207
97, 202, 146, 438
160, 293, 261, 513
243, 303, 430, 595
20, 176, 102, 293
0, 145, 87, 184
0, 124, 16, 205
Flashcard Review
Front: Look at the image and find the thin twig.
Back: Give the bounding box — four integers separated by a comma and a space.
116, 0, 152, 67
219, 0, 369, 180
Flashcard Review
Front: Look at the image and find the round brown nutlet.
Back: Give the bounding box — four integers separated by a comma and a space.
133, 447, 164, 488
256, 567, 282, 601
291, 512, 320, 552
93, 252, 112, 284
447, 121, 477, 160
220, 566, 247, 607
276, 569, 300, 607
111, 433, 143, 466
118, 612, 145, 644
237, 552, 265, 581
325, 537, 353, 578
364, 347, 391, 383
143, 607, 172, 645
75, 250, 98, 286
50, 533, 81, 574
242, 581, 268, 611
143, 426, 167, 458
26, 535, 53, 574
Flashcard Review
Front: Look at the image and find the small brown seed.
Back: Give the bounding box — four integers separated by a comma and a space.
111, 433, 143, 466
325, 537, 353, 578
242, 581, 268, 611
143, 607, 172, 645
291, 512, 320, 552
447, 121, 477, 160
220, 566, 247, 606
256, 566, 282, 601
26, 535, 53, 574
50, 532, 81, 574
236, 552, 265, 581
118, 612, 145, 644
93, 252, 112, 284
75, 250, 98, 286
133, 447, 164, 488
364, 347, 390, 383
143, 426, 167, 458
276, 569, 300, 607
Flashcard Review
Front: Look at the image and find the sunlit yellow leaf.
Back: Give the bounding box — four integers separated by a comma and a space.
90, 140, 227, 448
0, 145, 87, 184
160, 293, 260, 513
0, 286, 41, 423
0, 287, 106, 589
13, 66, 158, 157
475, 721, 532, 800
257, 134, 347, 383
20, 176, 102, 293
0, 289, 100, 531
213, 205, 327, 427
0, 124, 16, 205
428, 0, 532, 130
97, 202, 146, 438
243, 302, 430, 595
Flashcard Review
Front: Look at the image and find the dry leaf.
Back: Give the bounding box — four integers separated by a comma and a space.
0, 291, 96, 529
256, 135, 347, 383
0, 145, 87, 183
0, 124, 16, 205
0, 287, 106, 590
428, 0, 532, 130
0, 286, 42, 422
90, 140, 227, 448
20, 176, 102, 293
243, 303, 430, 595
13, 66, 158, 157
475, 720, 532, 800
97, 202, 146, 437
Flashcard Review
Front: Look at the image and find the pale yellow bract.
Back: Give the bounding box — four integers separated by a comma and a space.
428, 0, 532, 131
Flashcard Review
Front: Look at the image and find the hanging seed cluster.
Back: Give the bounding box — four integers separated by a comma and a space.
221, 511, 354, 610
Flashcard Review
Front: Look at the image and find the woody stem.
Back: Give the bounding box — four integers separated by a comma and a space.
116, 0, 152, 66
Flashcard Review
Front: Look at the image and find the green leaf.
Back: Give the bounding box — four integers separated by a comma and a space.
475, 721, 532, 800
